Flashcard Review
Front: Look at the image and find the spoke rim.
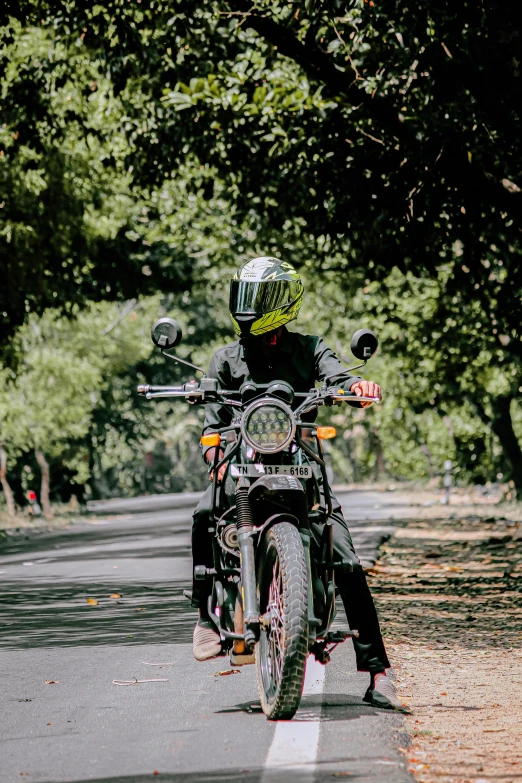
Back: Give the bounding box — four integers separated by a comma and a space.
260, 552, 285, 701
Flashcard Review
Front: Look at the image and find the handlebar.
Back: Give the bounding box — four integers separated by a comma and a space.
333, 396, 380, 403
137, 382, 381, 406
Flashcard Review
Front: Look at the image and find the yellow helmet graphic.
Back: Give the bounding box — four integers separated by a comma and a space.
229, 257, 304, 338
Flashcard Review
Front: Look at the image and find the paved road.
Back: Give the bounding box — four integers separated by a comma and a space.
0, 490, 411, 783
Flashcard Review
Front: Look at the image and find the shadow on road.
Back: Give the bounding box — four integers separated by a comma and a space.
0, 520, 190, 557
37, 764, 374, 783
216, 693, 386, 723
0, 581, 196, 649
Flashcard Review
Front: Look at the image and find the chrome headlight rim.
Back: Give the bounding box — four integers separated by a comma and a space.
240, 397, 296, 454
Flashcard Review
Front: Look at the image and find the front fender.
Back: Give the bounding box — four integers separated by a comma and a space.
254, 512, 301, 545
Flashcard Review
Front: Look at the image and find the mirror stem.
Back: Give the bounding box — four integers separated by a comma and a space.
322, 361, 367, 387
162, 350, 206, 376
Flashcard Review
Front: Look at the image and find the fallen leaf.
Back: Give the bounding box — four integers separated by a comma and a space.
137, 607, 146, 611
483, 728, 505, 732
45, 680, 60, 684
112, 678, 169, 686
46, 722, 52, 726
142, 662, 175, 666
213, 669, 241, 677
110, 593, 121, 599
86, 598, 98, 606
440, 691, 447, 695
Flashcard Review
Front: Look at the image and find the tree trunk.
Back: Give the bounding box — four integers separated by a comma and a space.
375, 446, 386, 482
0, 443, 16, 517
420, 444, 434, 479
368, 428, 386, 482
373, 433, 386, 482
35, 450, 53, 519
490, 395, 522, 498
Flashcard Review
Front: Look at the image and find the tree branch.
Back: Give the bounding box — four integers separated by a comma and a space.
225, 1, 522, 226
225, 0, 405, 138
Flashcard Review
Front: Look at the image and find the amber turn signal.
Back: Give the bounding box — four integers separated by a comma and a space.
316, 426, 337, 440
200, 433, 221, 447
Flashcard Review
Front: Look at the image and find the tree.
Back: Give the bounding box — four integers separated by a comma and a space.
0, 442, 16, 516
3, 2, 522, 492
0, 297, 168, 510
0, 273, 233, 506
0, 19, 194, 353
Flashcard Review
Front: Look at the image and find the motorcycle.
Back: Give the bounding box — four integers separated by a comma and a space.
138, 319, 380, 720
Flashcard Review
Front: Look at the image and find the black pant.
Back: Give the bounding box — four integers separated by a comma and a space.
191, 485, 390, 674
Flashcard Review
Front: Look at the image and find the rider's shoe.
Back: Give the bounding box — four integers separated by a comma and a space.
363, 673, 411, 713
193, 619, 222, 661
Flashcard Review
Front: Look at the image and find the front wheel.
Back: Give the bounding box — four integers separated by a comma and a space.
256, 522, 308, 720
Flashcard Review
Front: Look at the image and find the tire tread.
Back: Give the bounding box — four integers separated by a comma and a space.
256, 522, 308, 720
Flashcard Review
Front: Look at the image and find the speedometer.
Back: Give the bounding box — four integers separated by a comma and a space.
241, 398, 296, 454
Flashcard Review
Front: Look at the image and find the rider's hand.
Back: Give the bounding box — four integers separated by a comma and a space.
205, 448, 228, 483
351, 380, 381, 408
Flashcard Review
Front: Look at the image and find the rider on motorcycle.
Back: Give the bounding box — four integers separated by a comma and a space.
191, 257, 403, 711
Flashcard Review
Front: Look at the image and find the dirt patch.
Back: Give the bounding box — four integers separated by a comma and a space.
369, 510, 522, 783
0, 511, 78, 533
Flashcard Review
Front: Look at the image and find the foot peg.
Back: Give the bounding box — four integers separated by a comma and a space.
230, 651, 255, 666
326, 629, 359, 642
311, 629, 359, 664
319, 559, 355, 574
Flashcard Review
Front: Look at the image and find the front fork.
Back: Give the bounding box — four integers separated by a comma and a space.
236, 477, 259, 649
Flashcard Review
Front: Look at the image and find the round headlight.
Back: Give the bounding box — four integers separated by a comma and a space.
241, 398, 296, 454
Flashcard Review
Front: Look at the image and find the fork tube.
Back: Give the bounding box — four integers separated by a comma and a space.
235, 479, 259, 647
207, 449, 222, 611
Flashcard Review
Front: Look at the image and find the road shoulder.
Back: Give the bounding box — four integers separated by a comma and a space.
369, 507, 522, 782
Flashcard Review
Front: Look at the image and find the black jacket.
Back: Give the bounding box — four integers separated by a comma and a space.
201, 328, 362, 454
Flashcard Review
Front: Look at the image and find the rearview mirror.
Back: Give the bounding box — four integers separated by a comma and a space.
151, 318, 183, 350
350, 328, 378, 360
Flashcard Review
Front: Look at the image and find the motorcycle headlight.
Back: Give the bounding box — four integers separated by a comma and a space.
241, 398, 296, 454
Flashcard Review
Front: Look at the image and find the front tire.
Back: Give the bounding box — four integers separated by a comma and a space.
256, 522, 308, 720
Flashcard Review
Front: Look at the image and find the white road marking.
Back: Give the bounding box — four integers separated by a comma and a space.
261, 655, 326, 783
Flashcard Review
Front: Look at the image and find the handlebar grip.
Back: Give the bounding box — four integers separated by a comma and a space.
138, 384, 186, 393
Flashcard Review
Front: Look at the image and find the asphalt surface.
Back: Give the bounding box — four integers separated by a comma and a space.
0, 490, 412, 783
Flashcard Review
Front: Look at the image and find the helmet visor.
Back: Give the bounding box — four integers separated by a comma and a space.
230, 280, 302, 315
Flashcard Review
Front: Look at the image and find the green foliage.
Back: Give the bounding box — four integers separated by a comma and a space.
0, 298, 157, 477
10, 0, 519, 271
2, 2, 522, 498
0, 20, 194, 349
304, 272, 504, 486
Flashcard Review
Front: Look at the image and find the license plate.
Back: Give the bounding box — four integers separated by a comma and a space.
230, 464, 312, 478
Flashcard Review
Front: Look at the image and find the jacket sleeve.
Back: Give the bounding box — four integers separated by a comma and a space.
313, 337, 362, 391
200, 350, 233, 461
